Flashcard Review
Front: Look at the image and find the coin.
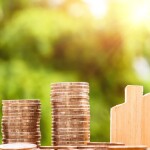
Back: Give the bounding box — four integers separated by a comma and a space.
2, 138, 40, 142
52, 132, 90, 137
52, 124, 90, 128
51, 97, 89, 100
2, 131, 41, 135
0, 143, 37, 149
2, 125, 40, 130
52, 111, 89, 116
52, 121, 90, 126
52, 141, 88, 145
51, 99, 90, 107
2, 119, 40, 123
51, 93, 89, 98
2, 99, 40, 103
2, 116, 41, 119
52, 109, 90, 112
52, 118, 89, 122
51, 101, 89, 104
2, 121, 39, 126
3, 112, 41, 116
51, 105, 89, 109
52, 107, 90, 110
3, 135, 41, 139
52, 115, 90, 119
51, 89, 89, 94
3, 106, 41, 109
2, 109, 41, 113
52, 127, 90, 131
2, 128, 40, 132
40, 146, 77, 149
51, 82, 89, 86
50, 95, 89, 99
52, 137, 90, 141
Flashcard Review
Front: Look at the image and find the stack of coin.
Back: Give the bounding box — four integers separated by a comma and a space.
50, 82, 90, 146
2, 99, 41, 146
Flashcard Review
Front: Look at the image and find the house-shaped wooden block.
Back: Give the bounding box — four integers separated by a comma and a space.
111, 85, 150, 146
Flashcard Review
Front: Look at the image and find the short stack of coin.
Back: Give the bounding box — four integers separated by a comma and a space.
50, 82, 90, 146
2, 99, 41, 146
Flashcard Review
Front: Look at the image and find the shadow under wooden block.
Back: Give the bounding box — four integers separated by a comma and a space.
108, 146, 147, 150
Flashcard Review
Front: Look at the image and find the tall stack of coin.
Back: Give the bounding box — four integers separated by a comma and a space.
51, 82, 90, 146
2, 99, 41, 146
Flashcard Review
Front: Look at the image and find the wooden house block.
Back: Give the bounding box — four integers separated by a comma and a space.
110, 85, 150, 146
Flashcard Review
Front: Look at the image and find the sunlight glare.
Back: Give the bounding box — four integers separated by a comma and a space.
131, 2, 150, 23
83, 0, 108, 18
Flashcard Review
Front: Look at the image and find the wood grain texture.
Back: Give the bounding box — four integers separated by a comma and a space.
110, 85, 147, 145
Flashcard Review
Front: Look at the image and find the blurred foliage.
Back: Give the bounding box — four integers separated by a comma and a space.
0, 0, 150, 145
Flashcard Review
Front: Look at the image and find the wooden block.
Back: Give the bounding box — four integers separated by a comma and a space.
110, 85, 144, 145
141, 93, 150, 146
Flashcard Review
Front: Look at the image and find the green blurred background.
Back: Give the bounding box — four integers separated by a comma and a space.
0, 0, 150, 145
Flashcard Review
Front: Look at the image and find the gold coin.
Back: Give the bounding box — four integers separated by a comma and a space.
87, 142, 124, 146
